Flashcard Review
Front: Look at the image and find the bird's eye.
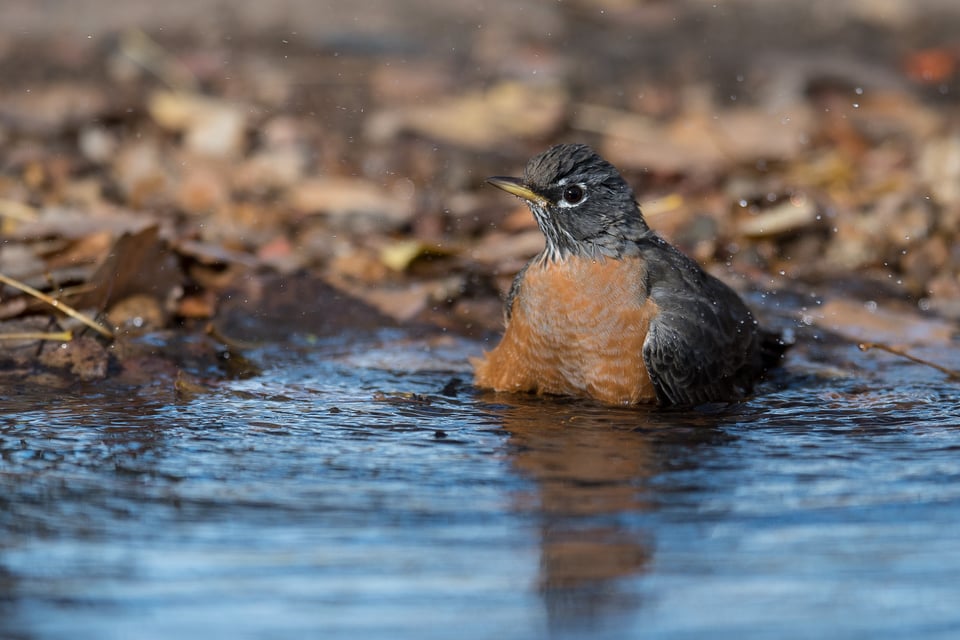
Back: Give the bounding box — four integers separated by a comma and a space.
562, 184, 585, 205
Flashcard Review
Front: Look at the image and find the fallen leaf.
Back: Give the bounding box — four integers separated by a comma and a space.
148, 90, 249, 157
0, 83, 109, 134
366, 81, 568, 149
37, 336, 109, 382
233, 146, 307, 193
578, 103, 812, 173
106, 294, 168, 333
380, 239, 453, 272
0, 198, 39, 231
469, 229, 544, 267
918, 130, 960, 207
176, 164, 230, 214
811, 298, 954, 346
111, 139, 170, 208
177, 292, 217, 319
287, 177, 415, 231
70, 224, 182, 312
738, 193, 819, 237
903, 47, 957, 84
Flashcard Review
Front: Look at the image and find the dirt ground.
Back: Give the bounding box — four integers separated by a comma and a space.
1, 0, 959, 386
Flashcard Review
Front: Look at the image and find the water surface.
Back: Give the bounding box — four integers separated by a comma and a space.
2, 326, 960, 639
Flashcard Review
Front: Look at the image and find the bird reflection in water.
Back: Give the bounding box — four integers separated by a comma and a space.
484, 395, 729, 633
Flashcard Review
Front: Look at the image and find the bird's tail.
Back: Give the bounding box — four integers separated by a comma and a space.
759, 327, 793, 372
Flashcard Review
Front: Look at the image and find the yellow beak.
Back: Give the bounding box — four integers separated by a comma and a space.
486, 176, 549, 207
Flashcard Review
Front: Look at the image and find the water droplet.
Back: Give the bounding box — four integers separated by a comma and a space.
864, 300, 878, 313
855, 87, 864, 95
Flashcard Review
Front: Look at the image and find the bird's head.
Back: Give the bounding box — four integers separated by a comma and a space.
487, 143, 650, 261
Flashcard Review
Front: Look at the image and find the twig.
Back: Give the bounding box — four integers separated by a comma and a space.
859, 341, 960, 381
0, 273, 114, 340
0, 330, 73, 342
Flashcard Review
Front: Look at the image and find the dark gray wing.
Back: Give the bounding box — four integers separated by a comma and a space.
504, 259, 534, 322
641, 243, 763, 406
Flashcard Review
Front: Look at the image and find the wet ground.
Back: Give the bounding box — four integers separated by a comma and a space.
2, 303, 960, 639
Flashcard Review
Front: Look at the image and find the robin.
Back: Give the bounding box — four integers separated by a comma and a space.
472, 143, 787, 406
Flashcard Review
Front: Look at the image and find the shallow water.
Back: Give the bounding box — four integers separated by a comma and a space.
2, 326, 960, 639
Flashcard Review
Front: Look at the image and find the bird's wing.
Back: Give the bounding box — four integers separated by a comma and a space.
641, 246, 760, 406
504, 259, 533, 322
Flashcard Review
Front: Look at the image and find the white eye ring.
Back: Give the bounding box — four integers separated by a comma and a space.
559, 183, 587, 207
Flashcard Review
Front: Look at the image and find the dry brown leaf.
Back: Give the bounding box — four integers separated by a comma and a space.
707, 107, 812, 162
111, 140, 170, 208
0, 244, 47, 282
328, 247, 390, 284
369, 60, 455, 104
469, 229, 544, 267
0, 83, 109, 133
287, 177, 416, 231
70, 224, 182, 312
78, 126, 120, 164
500, 204, 539, 231
43, 230, 114, 271
256, 235, 307, 274
327, 275, 464, 323
380, 240, 454, 272
176, 165, 230, 214
574, 104, 713, 173
579, 103, 812, 173
366, 81, 568, 149
10, 205, 159, 242
175, 239, 260, 268
738, 194, 819, 238
233, 146, 307, 193
810, 298, 954, 346
106, 294, 168, 333
37, 335, 109, 382
0, 198, 39, 230
902, 47, 958, 84
918, 129, 960, 207
148, 91, 249, 157
177, 292, 217, 319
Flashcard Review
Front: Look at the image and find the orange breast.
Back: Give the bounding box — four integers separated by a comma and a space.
473, 255, 658, 405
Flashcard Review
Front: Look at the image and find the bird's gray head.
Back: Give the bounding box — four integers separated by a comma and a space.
487, 143, 650, 261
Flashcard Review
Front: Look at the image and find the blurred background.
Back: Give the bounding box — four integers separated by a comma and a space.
2, 0, 959, 335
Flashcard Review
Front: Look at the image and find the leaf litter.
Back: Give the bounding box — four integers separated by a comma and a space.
0, 1, 958, 390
